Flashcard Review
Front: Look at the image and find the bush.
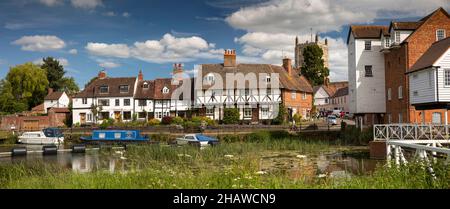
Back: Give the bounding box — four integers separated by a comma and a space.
223, 108, 240, 124
293, 113, 302, 124
161, 116, 173, 125
172, 116, 184, 125
99, 118, 114, 129
273, 104, 287, 125
339, 125, 373, 145
148, 119, 160, 126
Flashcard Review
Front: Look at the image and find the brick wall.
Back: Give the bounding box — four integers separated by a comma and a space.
385, 9, 450, 124
282, 90, 313, 118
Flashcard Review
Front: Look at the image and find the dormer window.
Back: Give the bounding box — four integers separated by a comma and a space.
119, 85, 129, 93
266, 75, 271, 83
395, 31, 401, 43
385, 38, 390, 48
143, 82, 149, 89
436, 29, 446, 41
205, 74, 215, 84
162, 86, 169, 94
99, 86, 109, 93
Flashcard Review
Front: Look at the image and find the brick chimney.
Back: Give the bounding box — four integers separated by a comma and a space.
324, 77, 330, 86
173, 63, 183, 74
138, 70, 144, 81
282, 57, 292, 75
47, 88, 54, 95
224, 49, 236, 67
98, 70, 107, 79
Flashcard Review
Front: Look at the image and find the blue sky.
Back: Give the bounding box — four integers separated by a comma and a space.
0, 0, 448, 87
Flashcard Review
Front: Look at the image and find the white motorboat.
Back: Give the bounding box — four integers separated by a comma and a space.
18, 128, 64, 145
176, 134, 219, 146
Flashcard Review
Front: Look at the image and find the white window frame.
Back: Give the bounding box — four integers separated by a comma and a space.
302, 92, 307, 100
444, 69, 450, 87
244, 108, 252, 117
162, 87, 169, 94
398, 86, 403, 99
82, 98, 87, 104
364, 40, 371, 50
395, 31, 401, 43
291, 90, 296, 99
436, 29, 446, 41
261, 107, 269, 116
432, 112, 442, 124
206, 108, 214, 115
124, 99, 131, 106
99, 86, 109, 94
265, 76, 271, 83
119, 85, 129, 93
385, 38, 390, 48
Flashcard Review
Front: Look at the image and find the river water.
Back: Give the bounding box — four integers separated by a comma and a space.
0, 144, 383, 177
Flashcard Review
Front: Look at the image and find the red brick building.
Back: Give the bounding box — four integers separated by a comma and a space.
383, 8, 450, 123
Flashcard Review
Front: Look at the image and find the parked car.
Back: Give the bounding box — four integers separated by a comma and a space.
327, 115, 338, 125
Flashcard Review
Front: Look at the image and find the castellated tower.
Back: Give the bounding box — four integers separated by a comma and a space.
295, 34, 329, 73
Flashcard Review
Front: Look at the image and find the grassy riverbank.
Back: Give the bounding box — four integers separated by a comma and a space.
0, 138, 448, 189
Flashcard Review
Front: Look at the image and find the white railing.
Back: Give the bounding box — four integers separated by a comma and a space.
373, 124, 450, 171
374, 124, 449, 141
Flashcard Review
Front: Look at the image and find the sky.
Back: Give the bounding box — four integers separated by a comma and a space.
0, 0, 448, 87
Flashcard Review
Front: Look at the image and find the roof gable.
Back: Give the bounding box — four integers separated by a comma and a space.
347, 25, 388, 44
409, 37, 450, 73
404, 7, 450, 43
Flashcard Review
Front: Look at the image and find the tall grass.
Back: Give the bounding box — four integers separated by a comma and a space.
0, 137, 448, 189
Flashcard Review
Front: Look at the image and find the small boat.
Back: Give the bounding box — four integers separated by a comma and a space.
18, 128, 64, 145
80, 130, 150, 143
176, 134, 219, 146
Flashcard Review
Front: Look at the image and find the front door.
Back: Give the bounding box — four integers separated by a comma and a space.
79, 113, 86, 124
114, 111, 121, 121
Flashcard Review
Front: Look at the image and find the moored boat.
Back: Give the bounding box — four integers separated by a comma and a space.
18, 128, 64, 145
176, 134, 219, 146
80, 130, 150, 143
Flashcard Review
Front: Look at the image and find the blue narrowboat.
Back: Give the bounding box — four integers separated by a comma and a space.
80, 130, 150, 142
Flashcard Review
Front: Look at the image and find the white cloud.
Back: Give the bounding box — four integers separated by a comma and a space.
226, 0, 448, 82
39, 0, 63, 7
69, 49, 78, 54
12, 35, 66, 52
103, 11, 116, 17
99, 61, 121, 68
85, 43, 130, 58
33, 57, 69, 67
226, 0, 448, 34
122, 12, 131, 18
86, 33, 222, 64
71, 0, 102, 9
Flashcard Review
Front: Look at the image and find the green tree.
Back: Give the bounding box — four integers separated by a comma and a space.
0, 80, 28, 114
301, 45, 329, 86
41, 57, 65, 90
5, 62, 49, 109
90, 104, 103, 124
223, 108, 240, 124
273, 104, 287, 125
58, 77, 79, 95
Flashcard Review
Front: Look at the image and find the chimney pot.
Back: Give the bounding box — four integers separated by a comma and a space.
98, 70, 107, 79
224, 49, 237, 67
138, 70, 143, 81
282, 57, 292, 76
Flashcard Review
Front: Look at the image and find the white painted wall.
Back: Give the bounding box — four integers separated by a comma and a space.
314, 87, 329, 106
409, 68, 436, 104
348, 34, 386, 114
44, 92, 70, 113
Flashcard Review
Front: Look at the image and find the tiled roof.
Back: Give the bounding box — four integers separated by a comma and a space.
408, 37, 450, 73
31, 103, 44, 111
391, 21, 421, 30
314, 82, 348, 96
44, 91, 64, 100
347, 25, 389, 43
199, 64, 313, 93
49, 108, 70, 113
331, 86, 349, 98
74, 77, 136, 98
134, 80, 155, 99
153, 78, 180, 100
